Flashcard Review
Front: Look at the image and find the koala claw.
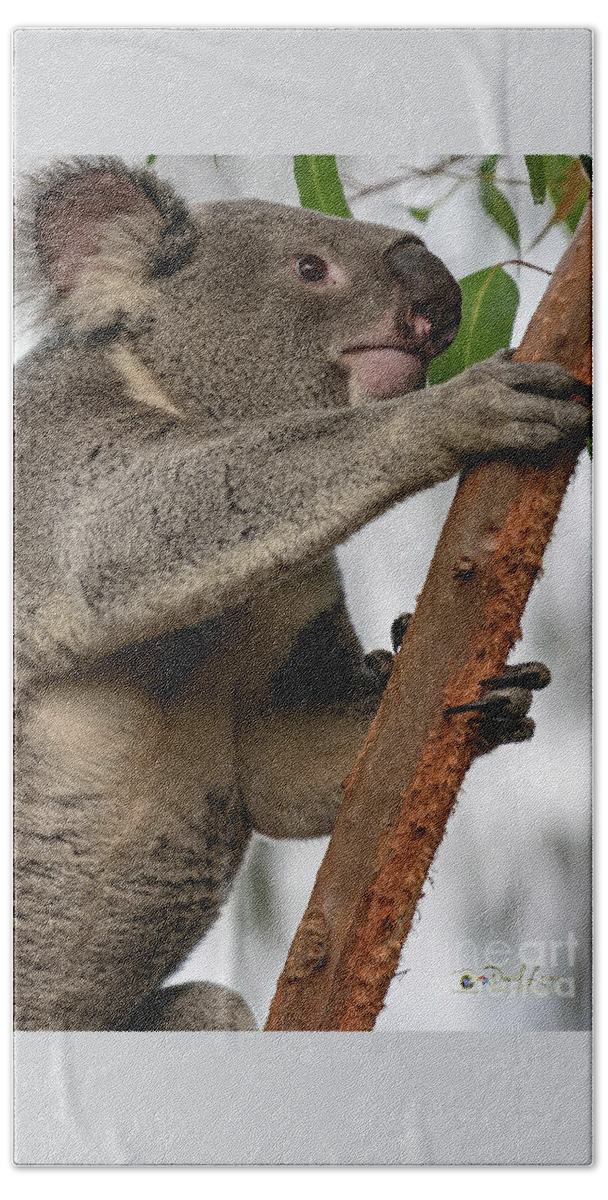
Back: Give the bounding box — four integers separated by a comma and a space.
444, 660, 550, 753
363, 610, 414, 694
484, 349, 591, 404
390, 611, 413, 654
479, 661, 551, 692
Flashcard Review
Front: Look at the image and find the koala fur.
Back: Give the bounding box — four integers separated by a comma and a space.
14, 159, 587, 1031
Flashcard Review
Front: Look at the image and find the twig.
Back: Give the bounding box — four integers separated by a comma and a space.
502, 259, 552, 276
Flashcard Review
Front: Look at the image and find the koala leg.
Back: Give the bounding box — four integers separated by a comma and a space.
121, 982, 257, 1031
236, 698, 383, 839
235, 594, 395, 838
15, 673, 251, 1030
445, 661, 551, 753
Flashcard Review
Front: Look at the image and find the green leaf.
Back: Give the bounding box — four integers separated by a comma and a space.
293, 156, 352, 218
479, 155, 500, 176
428, 266, 519, 385
580, 155, 592, 181
524, 155, 547, 204
479, 177, 520, 249
146, 154, 157, 165
586, 436, 592, 459
408, 206, 432, 223
564, 192, 588, 234
542, 155, 590, 233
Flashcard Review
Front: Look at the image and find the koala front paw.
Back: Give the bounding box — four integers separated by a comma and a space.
445, 660, 551, 755
452, 351, 590, 461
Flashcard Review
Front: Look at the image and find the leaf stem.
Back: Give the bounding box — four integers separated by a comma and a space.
501, 259, 552, 276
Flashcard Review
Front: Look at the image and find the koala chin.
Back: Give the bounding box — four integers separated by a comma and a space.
13, 158, 587, 1030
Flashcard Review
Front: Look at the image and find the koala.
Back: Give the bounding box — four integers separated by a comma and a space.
13, 159, 587, 1031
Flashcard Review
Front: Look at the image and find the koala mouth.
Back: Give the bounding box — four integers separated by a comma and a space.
341, 345, 427, 399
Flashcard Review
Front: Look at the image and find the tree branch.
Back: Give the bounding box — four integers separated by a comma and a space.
265, 201, 591, 1033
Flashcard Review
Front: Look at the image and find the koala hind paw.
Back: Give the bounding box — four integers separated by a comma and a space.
122, 982, 257, 1031
390, 611, 413, 653
445, 660, 551, 755
363, 648, 394, 693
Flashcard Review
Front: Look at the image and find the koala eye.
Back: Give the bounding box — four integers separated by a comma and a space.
296, 254, 329, 282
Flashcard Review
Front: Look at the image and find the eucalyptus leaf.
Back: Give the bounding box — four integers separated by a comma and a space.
293, 156, 352, 218
542, 155, 590, 232
524, 155, 547, 204
564, 193, 588, 234
479, 155, 500, 176
408, 206, 432, 223
479, 178, 520, 249
428, 266, 519, 385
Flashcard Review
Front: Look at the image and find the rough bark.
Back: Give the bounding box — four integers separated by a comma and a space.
265, 202, 591, 1032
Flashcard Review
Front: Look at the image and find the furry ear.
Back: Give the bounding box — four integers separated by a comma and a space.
36, 166, 163, 293
17, 157, 200, 334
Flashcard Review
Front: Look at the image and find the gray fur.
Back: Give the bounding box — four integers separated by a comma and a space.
14, 160, 587, 1031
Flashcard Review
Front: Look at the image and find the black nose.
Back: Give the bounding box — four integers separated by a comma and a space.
384, 239, 462, 356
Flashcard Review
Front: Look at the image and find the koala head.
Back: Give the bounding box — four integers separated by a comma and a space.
23, 158, 462, 426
